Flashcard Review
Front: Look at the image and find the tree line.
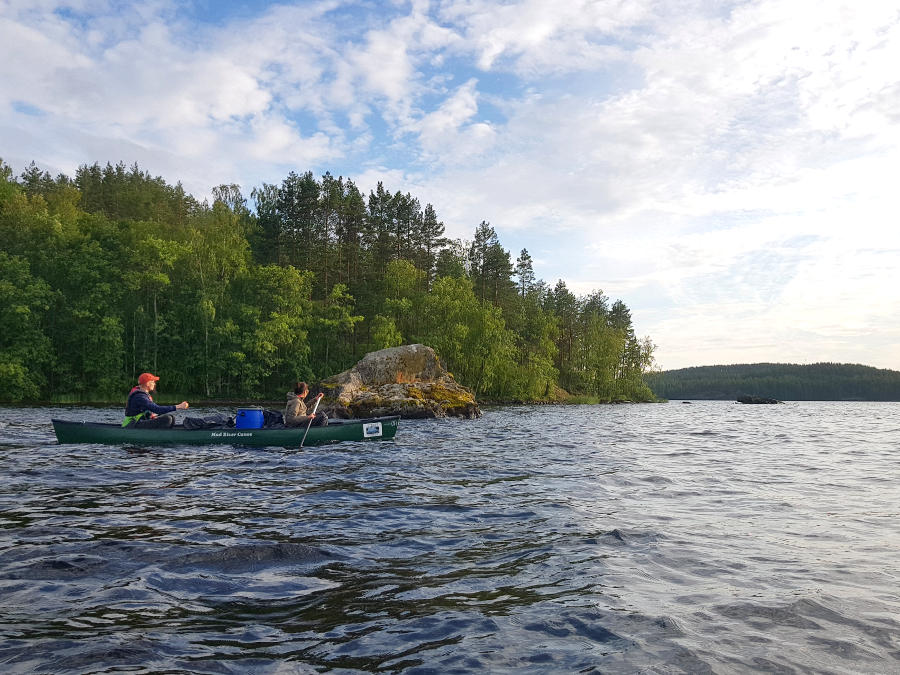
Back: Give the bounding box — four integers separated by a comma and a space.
0, 159, 657, 403
645, 363, 900, 401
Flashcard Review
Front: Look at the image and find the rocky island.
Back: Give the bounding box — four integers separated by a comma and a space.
736, 395, 783, 404
319, 344, 481, 419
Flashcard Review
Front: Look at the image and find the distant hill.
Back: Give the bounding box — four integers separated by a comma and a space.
645, 363, 900, 401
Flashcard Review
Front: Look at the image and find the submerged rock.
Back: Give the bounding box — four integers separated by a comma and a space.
166, 543, 331, 572
736, 395, 783, 404
320, 344, 481, 419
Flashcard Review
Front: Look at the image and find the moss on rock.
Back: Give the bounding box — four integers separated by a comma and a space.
319, 344, 480, 419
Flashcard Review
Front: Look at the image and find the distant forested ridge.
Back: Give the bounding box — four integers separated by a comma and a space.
0, 159, 656, 403
645, 363, 900, 401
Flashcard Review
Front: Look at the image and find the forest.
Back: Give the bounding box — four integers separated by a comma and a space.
0, 159, 657, 404
645, 363, 900, 401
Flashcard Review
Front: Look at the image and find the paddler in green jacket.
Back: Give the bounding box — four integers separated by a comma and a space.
123, 373, 189, 428
284, 381, 325, 427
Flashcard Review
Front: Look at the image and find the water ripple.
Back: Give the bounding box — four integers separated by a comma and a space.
1, 401, 899, 672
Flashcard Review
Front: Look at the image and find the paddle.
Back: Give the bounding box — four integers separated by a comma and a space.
300, 392, 324, 448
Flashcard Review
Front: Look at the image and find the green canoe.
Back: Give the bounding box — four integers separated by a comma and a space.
52, 416, 400, 447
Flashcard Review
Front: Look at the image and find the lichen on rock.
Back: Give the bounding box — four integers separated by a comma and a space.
320, 344, 480, 419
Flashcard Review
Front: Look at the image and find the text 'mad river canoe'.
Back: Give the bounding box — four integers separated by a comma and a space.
52, 416, 400, 447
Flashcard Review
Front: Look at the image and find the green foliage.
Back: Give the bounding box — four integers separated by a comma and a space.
0, 160, 18, 204
515, 248, 535, 298
0, 252, 53, 400
646, 363, 900, 401
380, 259, 424, 341
218, 264, 314, 396
0, 158, 657, 404
418, 276, 518, 397
311, 283, 364, 374
468, 221, 515, 307
370, 315, 403, 350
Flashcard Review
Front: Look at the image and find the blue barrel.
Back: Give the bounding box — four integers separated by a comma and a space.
235, 407, 264, 429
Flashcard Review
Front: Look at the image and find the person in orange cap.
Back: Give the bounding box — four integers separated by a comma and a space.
122, 372, 189, 428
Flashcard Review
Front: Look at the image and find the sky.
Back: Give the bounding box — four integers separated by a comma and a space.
2, 0, 899, 371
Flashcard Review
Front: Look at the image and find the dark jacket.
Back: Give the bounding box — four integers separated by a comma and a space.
125, 386, 176, 417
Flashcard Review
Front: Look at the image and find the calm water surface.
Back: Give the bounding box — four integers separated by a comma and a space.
1, 401, 899, 673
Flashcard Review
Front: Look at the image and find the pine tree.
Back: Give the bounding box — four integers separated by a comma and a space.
417, 203, 447, 289
515, 248, 535, 298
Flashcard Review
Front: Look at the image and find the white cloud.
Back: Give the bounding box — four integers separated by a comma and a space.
2, 0, 899, 370
0, 1, 352, 195
437, 0, 651, 72
413, 79, 496, 162
406, 0, 900, 371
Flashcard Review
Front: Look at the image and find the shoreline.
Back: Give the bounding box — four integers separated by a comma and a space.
4, 397, 663, 408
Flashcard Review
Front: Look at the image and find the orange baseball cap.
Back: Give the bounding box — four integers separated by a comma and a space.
138, 373, 160, 385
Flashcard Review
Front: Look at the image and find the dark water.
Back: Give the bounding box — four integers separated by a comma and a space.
1, 402, 899, 674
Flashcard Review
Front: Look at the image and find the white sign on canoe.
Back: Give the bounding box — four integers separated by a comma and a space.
363, 422, 383, 438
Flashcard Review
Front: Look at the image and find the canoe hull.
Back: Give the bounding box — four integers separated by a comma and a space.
52, 417, 399, 447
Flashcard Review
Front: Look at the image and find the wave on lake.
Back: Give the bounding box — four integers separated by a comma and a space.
1, 401, 899, 673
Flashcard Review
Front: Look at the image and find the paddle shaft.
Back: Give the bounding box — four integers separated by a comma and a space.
299, 394, 323, 448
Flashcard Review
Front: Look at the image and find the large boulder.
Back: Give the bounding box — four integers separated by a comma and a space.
320, 344, 480, 419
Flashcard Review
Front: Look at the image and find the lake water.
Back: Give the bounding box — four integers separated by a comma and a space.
1, 401, 899, 673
